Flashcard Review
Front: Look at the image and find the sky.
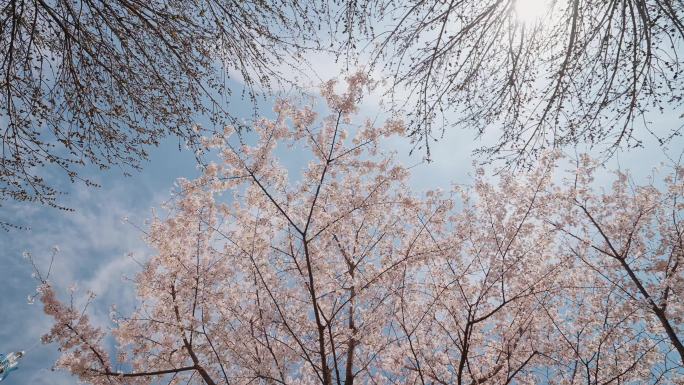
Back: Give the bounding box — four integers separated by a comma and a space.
1, 42, 683, 385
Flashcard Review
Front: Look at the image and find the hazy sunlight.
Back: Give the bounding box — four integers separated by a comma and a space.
514, 0, 553, 25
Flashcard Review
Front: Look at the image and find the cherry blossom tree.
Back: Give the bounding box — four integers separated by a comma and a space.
545, 156, 684, 383
37, 75, 683, 384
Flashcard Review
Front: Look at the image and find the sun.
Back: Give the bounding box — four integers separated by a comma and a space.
513, 0, 553, 26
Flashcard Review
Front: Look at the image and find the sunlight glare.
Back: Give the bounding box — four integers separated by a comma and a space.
514, 0, 552, 26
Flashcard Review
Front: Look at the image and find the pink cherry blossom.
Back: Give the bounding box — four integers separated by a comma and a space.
39, 74, 683, 385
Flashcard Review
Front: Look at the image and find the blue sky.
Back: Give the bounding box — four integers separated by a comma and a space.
0, 64, 682, 385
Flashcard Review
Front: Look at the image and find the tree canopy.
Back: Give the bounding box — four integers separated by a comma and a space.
36, 76, 684, 384
2, 0, 683, 227
341, 0, 684, 163
0, 0, 317, 227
